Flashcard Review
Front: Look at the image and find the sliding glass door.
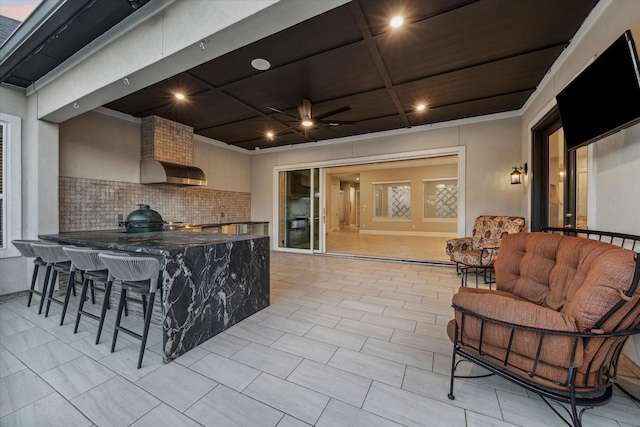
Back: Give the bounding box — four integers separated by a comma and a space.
278, 168, 322, 252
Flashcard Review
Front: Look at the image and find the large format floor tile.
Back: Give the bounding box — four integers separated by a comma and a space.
2, 251, 639, 426
71, 376, 160, 427
186, 384, 283, 427
244, 373, 330, 425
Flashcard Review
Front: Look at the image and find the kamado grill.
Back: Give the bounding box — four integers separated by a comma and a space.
124, 204, 164, 233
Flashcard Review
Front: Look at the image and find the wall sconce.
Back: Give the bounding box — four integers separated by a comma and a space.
510, 163, 527, 185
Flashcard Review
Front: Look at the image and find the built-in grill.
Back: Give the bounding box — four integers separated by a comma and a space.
163, 222, 202, 232
124, 204, 164, 233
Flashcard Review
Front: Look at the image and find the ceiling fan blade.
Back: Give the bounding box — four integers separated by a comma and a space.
315, 121, 339, 134
300, 99, 312, 119
304, 126, 310, 139
265, 106, 299, 120
318, 119, 358, 125
314, 106, 351, 120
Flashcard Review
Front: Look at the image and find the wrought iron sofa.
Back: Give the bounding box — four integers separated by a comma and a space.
447, 229, 640, 427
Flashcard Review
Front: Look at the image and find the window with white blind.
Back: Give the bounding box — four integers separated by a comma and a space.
0, 113, 22, 258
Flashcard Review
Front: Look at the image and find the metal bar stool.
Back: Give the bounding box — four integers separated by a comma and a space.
99, 253, 161, 369
11, 240, 47, 309
30, 243, 75, 323
63, 247, 118, 343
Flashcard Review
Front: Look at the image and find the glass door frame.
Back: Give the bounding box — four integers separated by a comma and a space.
271, 146, 466, 254
273, 166, 325, 254
531, 107, 594, 231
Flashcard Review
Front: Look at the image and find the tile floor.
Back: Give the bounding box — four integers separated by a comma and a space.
1, 252, 640, 426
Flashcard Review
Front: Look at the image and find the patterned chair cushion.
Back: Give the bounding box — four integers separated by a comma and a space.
447, 215, 525, 266
449, 248, 495, 267
471, 216, 526, 250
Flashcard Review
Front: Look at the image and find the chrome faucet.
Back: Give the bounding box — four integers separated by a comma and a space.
217, 205, 226, 224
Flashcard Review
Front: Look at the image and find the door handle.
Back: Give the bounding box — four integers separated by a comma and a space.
565, 213, 573, 228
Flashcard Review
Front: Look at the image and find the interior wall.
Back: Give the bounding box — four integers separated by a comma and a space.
358, 164, 457, 235
251, 115, 522, 241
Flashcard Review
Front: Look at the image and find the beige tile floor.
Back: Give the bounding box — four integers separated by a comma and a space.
1, 252, 639, 426
325, 228, 452, 263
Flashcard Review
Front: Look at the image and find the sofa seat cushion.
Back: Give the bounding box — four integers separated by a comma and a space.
451, 291, 582, 368
450, 249, 484, 266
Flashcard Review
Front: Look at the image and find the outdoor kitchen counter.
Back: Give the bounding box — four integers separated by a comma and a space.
39, 229, 270, 362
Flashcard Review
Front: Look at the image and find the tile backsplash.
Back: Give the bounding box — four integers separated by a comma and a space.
60, 176, 250, 232
141, 115, 194, 165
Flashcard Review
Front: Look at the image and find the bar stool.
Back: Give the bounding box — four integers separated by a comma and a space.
11, 240, 47, 309
30, 243, 75, 323
63, 247, 116, 343
99, 253, 161, 369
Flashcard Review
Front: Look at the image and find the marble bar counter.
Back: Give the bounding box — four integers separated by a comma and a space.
39, 229, 270, 362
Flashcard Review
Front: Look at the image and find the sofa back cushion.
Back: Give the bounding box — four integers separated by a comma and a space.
496, 233, 637, 327
495, 233, 562, 305
471, 216, 525, 250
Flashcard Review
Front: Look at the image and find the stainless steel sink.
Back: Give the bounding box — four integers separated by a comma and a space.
219, 224, 248, 234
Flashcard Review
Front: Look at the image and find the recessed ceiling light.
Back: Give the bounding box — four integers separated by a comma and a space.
251, 58, 271, 71
175, 93, 185, 100
301, 120, 313, 127
416, 104, 426, 111
390, 15, 404, 28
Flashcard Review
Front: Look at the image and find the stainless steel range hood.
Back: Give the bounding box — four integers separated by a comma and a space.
140, 159, 207, 186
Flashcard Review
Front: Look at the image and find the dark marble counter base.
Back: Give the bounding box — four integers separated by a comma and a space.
39, 230, 270, 362
163, 237, 270, 360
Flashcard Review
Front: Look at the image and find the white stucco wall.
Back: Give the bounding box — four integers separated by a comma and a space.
58, 110, 251, 192
59, 111, 141, 183
251, 115, 522, 241
193, 137, 251, 192
519, 0, 640, 366
0, 87, 59, 295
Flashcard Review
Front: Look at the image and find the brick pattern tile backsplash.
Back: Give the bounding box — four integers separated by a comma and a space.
60, 176, 250, 232
141, 115, 194, 165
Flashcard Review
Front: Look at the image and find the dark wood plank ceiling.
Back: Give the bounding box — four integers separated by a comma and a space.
5, 0, 598, 151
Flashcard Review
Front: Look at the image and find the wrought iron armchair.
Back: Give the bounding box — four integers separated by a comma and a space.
445, 215, 525, 287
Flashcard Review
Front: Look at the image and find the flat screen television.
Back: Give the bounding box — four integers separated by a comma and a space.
556, 30, 640, 151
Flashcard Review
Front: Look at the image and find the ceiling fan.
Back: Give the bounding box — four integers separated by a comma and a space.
265, 99, 357, 139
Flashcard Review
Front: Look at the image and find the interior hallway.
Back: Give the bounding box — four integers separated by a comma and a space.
1, 252, 639, 426
325, 228, 452, 263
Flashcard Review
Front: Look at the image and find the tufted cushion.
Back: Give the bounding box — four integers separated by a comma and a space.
495, 232, 637, 325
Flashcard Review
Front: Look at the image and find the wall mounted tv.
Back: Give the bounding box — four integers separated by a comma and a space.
556, 30, 640, 151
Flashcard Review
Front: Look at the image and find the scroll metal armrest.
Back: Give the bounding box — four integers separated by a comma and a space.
452, 304, 640, 339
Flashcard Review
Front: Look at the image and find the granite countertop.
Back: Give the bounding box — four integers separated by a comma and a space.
38, 229, 268, 255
